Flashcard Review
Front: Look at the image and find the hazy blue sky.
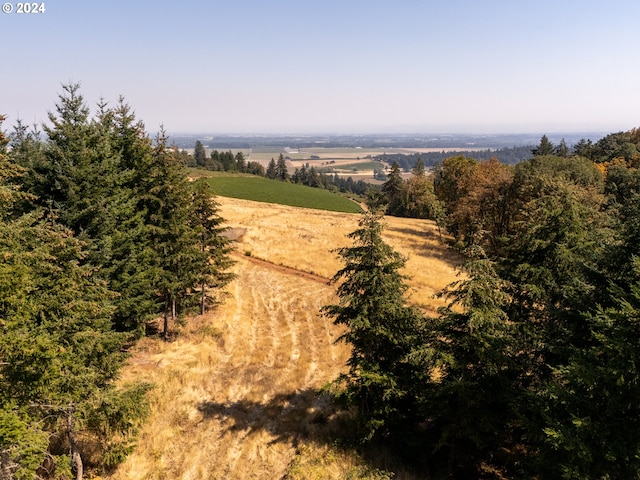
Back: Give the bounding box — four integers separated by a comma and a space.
2, 0, 639, 134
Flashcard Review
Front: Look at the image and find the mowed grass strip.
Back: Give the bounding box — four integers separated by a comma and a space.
205, 173, 362, 213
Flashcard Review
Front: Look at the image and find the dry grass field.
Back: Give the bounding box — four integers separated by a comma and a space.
105, 198, 462, 480
218, 197, 460, 312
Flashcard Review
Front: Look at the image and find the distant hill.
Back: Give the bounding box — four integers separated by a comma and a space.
167, 132, 607, 150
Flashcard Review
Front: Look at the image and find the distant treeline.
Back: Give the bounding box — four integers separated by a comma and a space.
290, 164, 370, 196
375, 145, 534, 170
178, 142, 266, 176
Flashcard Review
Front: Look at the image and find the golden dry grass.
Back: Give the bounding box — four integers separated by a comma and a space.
105, 198, 462, 480
220, 196, 461, 313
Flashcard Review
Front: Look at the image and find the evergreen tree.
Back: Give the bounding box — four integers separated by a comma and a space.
531, 159, 640, 476
364, 186, 388, 213
292, 165, 309, 185
529, 169, 640, 476
26, 83, 93, 222
2, 87, 243, 477
0, 208, 152, 478
539, 280, 640, 478
307, 166, 321, 188
411, 156, 426, 177
8, 119, 45, 213
143, 129, 200, 338
505, 181, 605, 362
246, 160, 265, 177
381, 161, 406, 216
235, 151, 246, 172
221, 151, 235, 171
189, 179, 236, 315
572, 138, 594, 159
209, 150, 222, 170
18, 86, 237, 337
423, 246, 525, 477
592, 130, 639, 163
266, 158, 277, 179
323, 211, 425, 440
99, 98, 162, 333
193, 140, 206, 167
555, 138, 570, 158
531, 134, 555, 156
0, 116, 148, 478
173, 146, 195, 167
275, 153, 288, 181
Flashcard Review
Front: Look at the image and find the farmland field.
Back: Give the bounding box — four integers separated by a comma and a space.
186, 145, 487, 165
204, 173, 362, 213
323, 161, 385, 171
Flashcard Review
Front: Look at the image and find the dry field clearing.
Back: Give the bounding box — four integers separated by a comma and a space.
219, 197, 460, 312
106, 198, 462, 480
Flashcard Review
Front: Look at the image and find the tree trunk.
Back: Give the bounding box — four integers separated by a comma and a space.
163, 309, 169, 341
1, 448, 17, 480
200, 281, 206, 315
201, 238, 206, 316
67, 407, 83, 480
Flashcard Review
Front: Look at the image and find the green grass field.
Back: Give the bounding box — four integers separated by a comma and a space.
205, 173, 363, 213
328, 161, 385, 171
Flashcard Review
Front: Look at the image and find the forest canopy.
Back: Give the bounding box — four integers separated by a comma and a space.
325, 126, 640, 478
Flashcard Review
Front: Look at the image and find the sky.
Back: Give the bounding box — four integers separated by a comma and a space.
1, 0, 639, 135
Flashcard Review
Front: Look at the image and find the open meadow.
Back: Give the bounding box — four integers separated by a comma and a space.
106, 198, 462, 480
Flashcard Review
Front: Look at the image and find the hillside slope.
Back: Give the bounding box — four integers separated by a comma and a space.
106, 199, 461, 479
218, 197, 459, 313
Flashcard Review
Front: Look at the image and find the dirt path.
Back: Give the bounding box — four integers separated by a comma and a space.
233, 250, 332, 285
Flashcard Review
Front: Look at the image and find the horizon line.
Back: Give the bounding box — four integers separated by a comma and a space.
162, 130, 613, 137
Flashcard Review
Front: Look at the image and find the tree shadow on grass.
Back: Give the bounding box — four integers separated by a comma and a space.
384, 224, 462, 266
197, 388, 346, 447
196, 388, 427, 478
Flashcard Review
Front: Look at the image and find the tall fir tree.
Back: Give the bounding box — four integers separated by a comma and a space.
189, 179, 236, 315
193, 140, 206, 167
275, 153, 289, 181
140, 128, 200, 337
266, 158, 277, 179
98, 98, 162, 333
323, 211, 426, 441
1, 115, 148, 479
381, 161, 406, 216
531, 134, 555, 156
423, 246, 526, 477
235, 151, 246, 173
